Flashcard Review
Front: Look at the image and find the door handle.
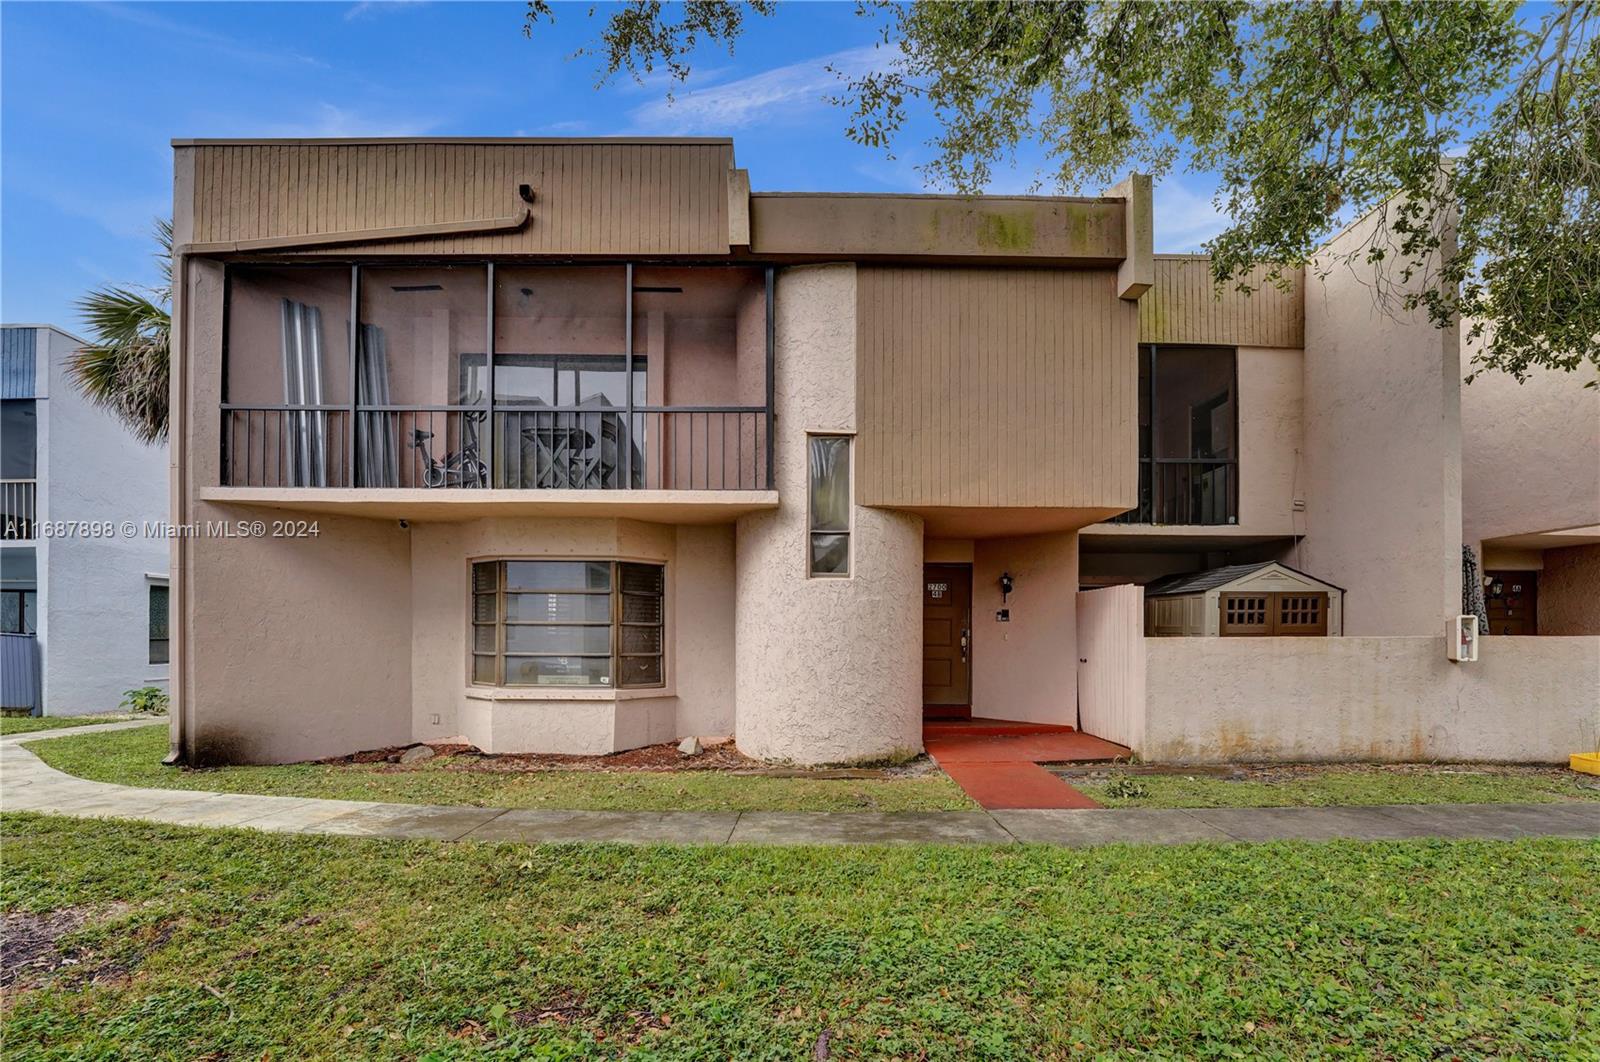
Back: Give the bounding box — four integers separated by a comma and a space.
960, 629, 970, 662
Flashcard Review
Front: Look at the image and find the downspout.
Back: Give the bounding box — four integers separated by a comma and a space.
164, 250, 189, 765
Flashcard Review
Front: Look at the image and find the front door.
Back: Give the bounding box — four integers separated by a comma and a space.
1485, 570, 1538, 635
923, 563, 972, 717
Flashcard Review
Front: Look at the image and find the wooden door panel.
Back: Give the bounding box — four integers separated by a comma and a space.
923, 564, 972, 712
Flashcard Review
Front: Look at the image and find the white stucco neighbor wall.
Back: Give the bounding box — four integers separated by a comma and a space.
735, 264, 924, 764
1142, 636, 1600, 764
31, 326, 171, 715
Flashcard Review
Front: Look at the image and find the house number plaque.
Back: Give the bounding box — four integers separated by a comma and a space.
928, 582, 948, 599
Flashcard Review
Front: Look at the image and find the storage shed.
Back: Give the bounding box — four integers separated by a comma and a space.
1144, 562, 1343, 637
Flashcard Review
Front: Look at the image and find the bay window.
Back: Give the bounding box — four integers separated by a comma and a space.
470, 559, 664, 688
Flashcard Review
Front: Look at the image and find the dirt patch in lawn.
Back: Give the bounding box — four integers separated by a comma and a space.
0, 903, 133, 990
322, 739, 940, 779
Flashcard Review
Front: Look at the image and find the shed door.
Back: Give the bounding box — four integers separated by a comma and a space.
1221, 592, 1329, 636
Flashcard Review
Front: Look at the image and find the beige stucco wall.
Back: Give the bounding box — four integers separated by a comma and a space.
1236, 347, 1304, 533
1461, 352, 1600, 546
1541, 544, 1600, 635
409, 515, 734, 755
176, 259, 416, 764
734, 264, 924, 764
1300, 207, 1462, 634
1143, 636, 1600, 763
972, 531, 1079, 725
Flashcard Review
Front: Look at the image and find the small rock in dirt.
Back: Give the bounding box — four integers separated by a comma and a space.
399, 744, 436, 765
677, 736, 703, 756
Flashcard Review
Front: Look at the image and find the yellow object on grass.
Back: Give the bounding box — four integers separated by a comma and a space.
1571, 752, 1600, 776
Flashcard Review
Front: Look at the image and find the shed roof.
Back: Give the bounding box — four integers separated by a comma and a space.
1144, 561, 1344, 598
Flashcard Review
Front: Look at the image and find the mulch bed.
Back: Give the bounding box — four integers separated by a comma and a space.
318, 739, 929, 779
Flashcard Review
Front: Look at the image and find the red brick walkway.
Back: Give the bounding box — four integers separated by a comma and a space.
923, 718, 1131, 810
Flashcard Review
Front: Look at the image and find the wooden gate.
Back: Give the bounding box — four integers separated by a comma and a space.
1075, 584, 1146, 750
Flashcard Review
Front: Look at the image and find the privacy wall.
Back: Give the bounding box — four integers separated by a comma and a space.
1142, 636, 1600, 764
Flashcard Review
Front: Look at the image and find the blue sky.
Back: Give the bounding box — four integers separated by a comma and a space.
1, 1, 1226, 332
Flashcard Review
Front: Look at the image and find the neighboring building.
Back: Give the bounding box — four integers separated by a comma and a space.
164, 137, 1599, 766
1, 324, 171, 715
1459, 343, 1600, 637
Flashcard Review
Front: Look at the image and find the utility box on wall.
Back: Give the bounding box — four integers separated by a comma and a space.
1446, 615, 1480, 662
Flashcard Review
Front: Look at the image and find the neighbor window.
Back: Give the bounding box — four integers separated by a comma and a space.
148, 583, 170, 664
470, 559, 664, 688
808, 435, 851, 576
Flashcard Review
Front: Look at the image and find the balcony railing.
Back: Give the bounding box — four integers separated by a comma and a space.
1109, 459, 1238, 525
221, 405, 771, 491
1, 479, 36, 540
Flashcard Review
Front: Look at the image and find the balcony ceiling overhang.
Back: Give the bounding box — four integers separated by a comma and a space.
199, 487, 777, 525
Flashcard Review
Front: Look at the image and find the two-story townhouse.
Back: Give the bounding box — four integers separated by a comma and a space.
1, 324, 170, 715
165, 137, 1595, 767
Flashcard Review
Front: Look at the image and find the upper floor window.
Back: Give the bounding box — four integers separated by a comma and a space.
1118, 345, 1238, 525
470, 559, 664, 689
808, 435, 851, 576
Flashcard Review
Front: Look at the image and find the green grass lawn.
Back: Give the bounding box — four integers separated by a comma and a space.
0, 713, 143, 736
1075, 766, 1600, 808
27, 725, 975, 813
3, 813, 1597, 1059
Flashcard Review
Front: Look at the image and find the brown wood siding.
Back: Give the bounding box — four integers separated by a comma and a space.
1139, 257, 1304, 348
181, 141, 733, 255
752, 194, 1124, 262
855, 267, 1138, 509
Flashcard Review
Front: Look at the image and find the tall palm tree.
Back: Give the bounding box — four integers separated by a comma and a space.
70, 219, 172, 445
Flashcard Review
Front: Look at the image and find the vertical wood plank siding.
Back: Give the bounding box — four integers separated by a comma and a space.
1138, 256, 1304, 348
184, 142, 732, 255
855, 267, 1138, 509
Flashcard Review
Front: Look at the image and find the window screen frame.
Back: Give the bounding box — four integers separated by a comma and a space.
469, 558, 666, 689
806, 432, 853, 578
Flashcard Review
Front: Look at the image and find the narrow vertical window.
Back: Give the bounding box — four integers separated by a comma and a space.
808, 435, 851, 576
148, 583, 170, 664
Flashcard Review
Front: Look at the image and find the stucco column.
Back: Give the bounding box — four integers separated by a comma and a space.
735, 264, 923, 764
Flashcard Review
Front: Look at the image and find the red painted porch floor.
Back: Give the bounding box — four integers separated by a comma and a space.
923, 718, 1132, 811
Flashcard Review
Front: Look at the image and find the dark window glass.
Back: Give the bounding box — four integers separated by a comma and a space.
1, 400, 37, 479
148, 584, 170, 664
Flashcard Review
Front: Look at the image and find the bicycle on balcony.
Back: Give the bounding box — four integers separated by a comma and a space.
411, 410, 488, 489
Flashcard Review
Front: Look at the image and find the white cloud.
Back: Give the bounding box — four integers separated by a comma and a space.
629, 45, 892, 134
252, 103, 440, 139
345, 1, 429, 22
1154, 179, 1228, 252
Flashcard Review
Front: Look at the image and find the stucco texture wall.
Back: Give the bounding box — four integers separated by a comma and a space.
972, 532, 1078, 725
1143, 636, 1600, 764
38, 328, 171, 714
1540, 544, 1600, 635
184, 505, 414, 764
1300, 207, 1461, 635
1461, 346, 1599, 546
735, 264, 924, 765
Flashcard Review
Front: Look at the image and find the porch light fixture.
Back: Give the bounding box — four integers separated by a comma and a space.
999, 572, 1014, 602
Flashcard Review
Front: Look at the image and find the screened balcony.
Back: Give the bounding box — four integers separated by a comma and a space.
220, 263, 773, 492
1110, 344, 1239, 526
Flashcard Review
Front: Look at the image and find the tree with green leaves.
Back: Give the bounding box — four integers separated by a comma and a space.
528, 0, 1598, 380
70, 219, 172, 444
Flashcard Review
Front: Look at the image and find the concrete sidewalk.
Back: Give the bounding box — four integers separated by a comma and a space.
4, 722, 1598, 846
